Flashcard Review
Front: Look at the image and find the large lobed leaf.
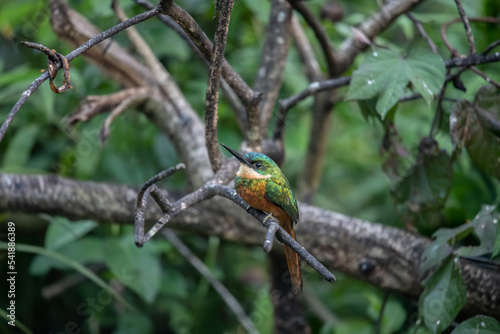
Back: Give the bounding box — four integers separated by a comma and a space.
346, 49, 445, 117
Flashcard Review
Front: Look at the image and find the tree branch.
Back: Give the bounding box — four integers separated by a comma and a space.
289, 0, 336, 76
134, 165, 336, 283
157, 0, 262, 143
253, 0, 293, 135
135, 0, 247, 134
454, 0, 476, 55
205, 0, 234, 172
49, 0, 212, 187
1, 172, 499, 316
0, 1, 161, 143
333, 0, 425, 75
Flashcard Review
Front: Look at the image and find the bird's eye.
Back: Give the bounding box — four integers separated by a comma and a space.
255, 162, 262, 169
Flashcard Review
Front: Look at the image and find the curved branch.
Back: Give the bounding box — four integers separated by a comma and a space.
1, 172, 499, 316
134, 166, 336, 282
0, 2, 160, 143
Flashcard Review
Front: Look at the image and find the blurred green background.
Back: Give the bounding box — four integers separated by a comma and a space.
0, 0, 499, 333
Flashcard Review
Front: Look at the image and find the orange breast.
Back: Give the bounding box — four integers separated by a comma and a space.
236, 180, 288, 222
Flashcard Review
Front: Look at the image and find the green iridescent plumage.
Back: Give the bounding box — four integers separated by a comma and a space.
234, 152, 299, 224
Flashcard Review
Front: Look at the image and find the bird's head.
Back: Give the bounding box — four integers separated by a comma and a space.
221, 143, 278, 179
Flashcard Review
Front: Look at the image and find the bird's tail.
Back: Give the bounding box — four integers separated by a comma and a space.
282, 218, 303, 294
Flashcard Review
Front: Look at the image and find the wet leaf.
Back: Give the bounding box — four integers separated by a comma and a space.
451, 316, 500, 334
454, 204, 499, 257
419, 257, 466, 334
420, 205, 499, 272
102, 236, 161, 304
346, 48, 445, 117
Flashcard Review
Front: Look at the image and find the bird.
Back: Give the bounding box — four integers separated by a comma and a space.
221, 143, 302, 293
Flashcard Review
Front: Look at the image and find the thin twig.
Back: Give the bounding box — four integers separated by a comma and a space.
135, 164, 186, 246
441, 17, 500, 57
21, 42, 73, 93
470, 66, 500, 89
274, 77, 351, 140
205, 0, 234, 172
482, 39, 500, 55
290, 13, 322, 82
134, 0, 247, 134
375, 290, 390, 334
99, 93, 149, 145
454, 0, 476, 54
429, 68, 450, 137
263, 222, 280, 253
161, 229, 258, 334
406, 13, 438, 54
0, 6, 160, 143
290, 0, 336, 76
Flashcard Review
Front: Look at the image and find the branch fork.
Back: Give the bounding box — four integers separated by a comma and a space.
134, 163, 336, 284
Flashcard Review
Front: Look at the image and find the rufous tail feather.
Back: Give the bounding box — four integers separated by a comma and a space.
282, 218, 302, 294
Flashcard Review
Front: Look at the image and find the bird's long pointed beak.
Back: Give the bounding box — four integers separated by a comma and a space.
220, 143, 252, 167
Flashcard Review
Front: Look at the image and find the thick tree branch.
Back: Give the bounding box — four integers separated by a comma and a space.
1, 172, 499, 316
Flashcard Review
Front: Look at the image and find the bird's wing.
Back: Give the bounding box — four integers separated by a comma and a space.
265, 176, 299, 224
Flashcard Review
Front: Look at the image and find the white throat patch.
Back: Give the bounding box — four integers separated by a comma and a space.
237, 164, 271, 179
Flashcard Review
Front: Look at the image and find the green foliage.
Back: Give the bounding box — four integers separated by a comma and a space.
418, 205, 500, 333
1, 0, 499, 333
392, 138, 453, 235
451, 316, 500, 334
419, 257, 467, 333
450, 86, 500, 180
346, 49, 445, 117
102, 235, 162, 304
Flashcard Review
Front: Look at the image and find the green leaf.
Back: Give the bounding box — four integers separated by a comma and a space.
493, 223, 500, 258
0, 241, 134, 311
450, 86, 500, 180
102, 236, 161, 303
2, 123, 39, 169
455, 205, 499, 257
420, 205, 499, 272
451, 316, 500, 334
43, 215, 98, 250
392, 138, 452, 234
346, 49, 445, 117
419, 240, 453, 274
419, 257, 467, 333
30, 237, 103, 275
113, 312, 153, 334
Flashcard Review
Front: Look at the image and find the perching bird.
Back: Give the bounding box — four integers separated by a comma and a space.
221, 143, 302, 293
